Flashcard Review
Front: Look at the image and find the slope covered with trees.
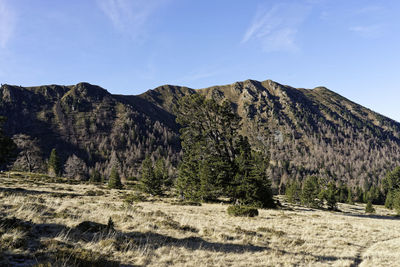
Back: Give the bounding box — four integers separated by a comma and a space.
0, 83, 180, 180
1, 79, 400, 192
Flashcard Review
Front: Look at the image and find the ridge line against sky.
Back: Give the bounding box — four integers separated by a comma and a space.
0, 0, 399, 122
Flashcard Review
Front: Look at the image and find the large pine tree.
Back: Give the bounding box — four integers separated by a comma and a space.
48, 148, 61, 177
175, 94, 275, 207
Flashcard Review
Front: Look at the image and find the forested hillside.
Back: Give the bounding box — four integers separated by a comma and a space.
0, 83, 180, 180
1, 79, 400, 190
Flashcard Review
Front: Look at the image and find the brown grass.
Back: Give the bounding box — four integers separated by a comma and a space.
1, 171, 399, 266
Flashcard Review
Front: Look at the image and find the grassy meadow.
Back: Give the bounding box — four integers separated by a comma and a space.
1, 172, 399, 266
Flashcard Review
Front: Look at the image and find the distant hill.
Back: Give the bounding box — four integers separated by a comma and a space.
1, 79, 399, 189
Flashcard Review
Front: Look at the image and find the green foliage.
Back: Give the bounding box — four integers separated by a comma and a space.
0, 116, 16, 167
384, 167, 400, 209
385, 190, 394, 209
89, 169, 102, 183
176, 94, 238, 201
175, 95, 275, 208
227, 205, 259, 217
391, 190, 400, 215
140, 155, 163, 195
301, 176, 321, 208
365, 200, 375, 214
355, 186, 364, 203
383, 166, 400, 193
338, 184, 348, 203
123, 193, 147, 204
48, 148, 61, 177
154, 158, 169, 187
322, 182, 338, 211
108, 166, 122, 189
347, 187, 354, 204
234, 151, 275, 208
285, 181, 301, 204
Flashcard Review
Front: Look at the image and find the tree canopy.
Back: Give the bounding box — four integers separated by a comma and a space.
0, 117, 16, 168
175, 94, 275, 208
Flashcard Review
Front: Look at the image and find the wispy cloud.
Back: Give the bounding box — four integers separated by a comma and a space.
349, 24, 382, 38
242, 3, 310, 52
96, 0, 167, 39
0, 0, 16, 48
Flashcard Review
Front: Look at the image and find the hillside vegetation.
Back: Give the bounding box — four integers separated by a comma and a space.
1, 79, 400, 190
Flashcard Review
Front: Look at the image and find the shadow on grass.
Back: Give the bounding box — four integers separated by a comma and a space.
0, 187, 82, 198
341, 212, 400, 221
1, 216, 364, 266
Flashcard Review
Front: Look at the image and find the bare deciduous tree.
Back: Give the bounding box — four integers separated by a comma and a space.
11, 134, 44, 172
64, 154, 88, 180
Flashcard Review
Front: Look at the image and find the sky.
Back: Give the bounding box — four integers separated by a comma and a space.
0, 0, 399, 121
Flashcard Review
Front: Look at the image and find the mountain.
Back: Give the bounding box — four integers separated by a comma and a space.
1, 79, 399, 190
0, 82, 181, 179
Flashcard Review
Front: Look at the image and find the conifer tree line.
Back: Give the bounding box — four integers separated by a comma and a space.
285, 167, 400, 214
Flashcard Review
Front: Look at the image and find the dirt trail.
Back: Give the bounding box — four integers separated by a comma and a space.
350, 236, 400, 267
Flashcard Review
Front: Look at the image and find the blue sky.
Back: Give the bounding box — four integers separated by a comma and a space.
0, 0, 399, 121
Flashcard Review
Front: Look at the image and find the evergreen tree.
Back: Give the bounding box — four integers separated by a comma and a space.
0, 116, 16, 168
89, 169, 102, 183
176, 150, 200, 200
285, 181, 301, 204
48, 148, 61, 177
323, 182, 338, 210
338, 184, 348, 203
140, 156, 162, 195
175, 94, 275, 207
347, 187, 354, 204
301, 176, 321, 208
238, 152, 275, 208
355, 186, 364, 203
385, 190, 394, 209
108, 166, 122, 189
392, 190, 400, 215
365, 200, 375, 214
154, 158, 169, 188
383, 167, 400, 209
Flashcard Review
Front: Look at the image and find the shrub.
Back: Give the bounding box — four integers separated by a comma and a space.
227, 205, 258, 217
75, 221, 108, 233
123, 193, 147, 204
171, 200, 202, 206
365, 201, 375, 214
108, 167, 122, 189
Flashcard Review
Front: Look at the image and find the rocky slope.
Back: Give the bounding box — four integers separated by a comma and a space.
1, 79, 399, 189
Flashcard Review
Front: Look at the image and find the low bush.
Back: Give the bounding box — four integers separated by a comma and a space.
170, 200, 201, 206
123, 193, 147, 204
365, 201, 375, 214
227, 205, 258, 217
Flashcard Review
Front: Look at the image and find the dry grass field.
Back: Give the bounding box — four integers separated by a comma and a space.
1, 172, 400, 266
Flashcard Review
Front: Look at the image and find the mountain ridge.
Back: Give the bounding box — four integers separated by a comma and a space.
1, 79, 399, 190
